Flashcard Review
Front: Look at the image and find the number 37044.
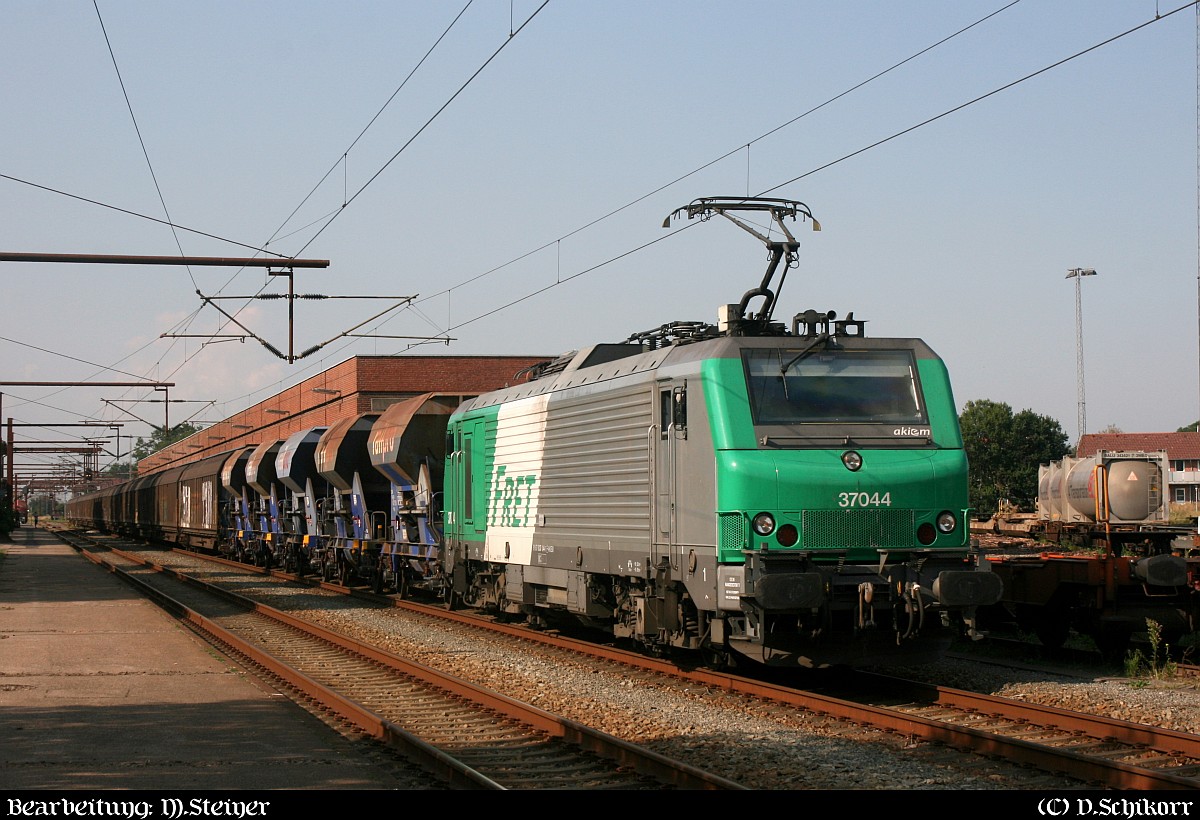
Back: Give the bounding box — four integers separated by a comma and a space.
838, 491, 891, 507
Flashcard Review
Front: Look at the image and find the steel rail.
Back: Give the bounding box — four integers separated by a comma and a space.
66, 527, 1196, 789
64, 532, 744, 790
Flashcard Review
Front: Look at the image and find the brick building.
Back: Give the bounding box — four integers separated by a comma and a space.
1076, 432, 1200, 505
138, 354, 549, 474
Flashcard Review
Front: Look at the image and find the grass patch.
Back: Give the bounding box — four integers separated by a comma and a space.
1169, 502, 1200, 527
1123, 619, 1186, 680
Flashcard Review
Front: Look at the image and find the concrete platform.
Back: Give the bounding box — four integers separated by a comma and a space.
0, 525, 416, 790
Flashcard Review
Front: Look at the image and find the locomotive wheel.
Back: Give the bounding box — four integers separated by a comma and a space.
322, 558, 336, 583
396, 569, 410, 600
371, 566, 385, 595
340, 561, 354, 586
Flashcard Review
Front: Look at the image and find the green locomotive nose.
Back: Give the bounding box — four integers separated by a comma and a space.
715, 448, 969, 560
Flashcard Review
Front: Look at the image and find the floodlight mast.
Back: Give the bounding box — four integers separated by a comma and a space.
663, 197, 820, 326
1066, 267, 1097, 442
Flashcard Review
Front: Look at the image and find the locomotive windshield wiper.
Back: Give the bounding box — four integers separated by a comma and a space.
779, 332, 831, 377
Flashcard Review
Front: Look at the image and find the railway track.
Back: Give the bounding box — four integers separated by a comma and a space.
55, 526, 1200, 789
53, 528, 742, 790
838, 672, 1200, 789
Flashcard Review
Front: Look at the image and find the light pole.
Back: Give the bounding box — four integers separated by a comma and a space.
1066, 267, 1097, 443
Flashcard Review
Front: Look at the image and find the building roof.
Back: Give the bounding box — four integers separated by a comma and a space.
1077, 432, 1200, 460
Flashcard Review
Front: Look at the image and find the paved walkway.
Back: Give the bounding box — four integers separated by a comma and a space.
0, 525, 412, 790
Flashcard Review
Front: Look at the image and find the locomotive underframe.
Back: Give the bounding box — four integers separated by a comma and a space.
448, 542, 999, 667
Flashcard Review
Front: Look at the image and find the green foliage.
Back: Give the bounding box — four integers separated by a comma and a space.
131, 423, 202, 462
1178, 421, 1198, 433
959, 399, 1070, 514
102, 460, 137, 481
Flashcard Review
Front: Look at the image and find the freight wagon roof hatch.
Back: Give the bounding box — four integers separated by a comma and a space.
315, 413, 383, 492
368, 393, 454, 486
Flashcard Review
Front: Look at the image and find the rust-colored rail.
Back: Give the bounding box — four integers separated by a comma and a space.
66, 528, 1200, 789
60, 532, 744, 790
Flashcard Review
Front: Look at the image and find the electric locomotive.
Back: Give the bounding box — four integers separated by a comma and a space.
441, 198, 1002, 668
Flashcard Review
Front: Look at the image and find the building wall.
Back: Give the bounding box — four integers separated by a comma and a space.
138, 354, 548, 474
1077, 432, 1200, 509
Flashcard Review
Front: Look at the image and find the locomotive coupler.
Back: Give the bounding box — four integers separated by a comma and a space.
891, 582, 927, 643
856, 581, 876, 630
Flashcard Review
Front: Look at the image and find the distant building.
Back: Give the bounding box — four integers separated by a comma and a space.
1076, 432, 1200, 505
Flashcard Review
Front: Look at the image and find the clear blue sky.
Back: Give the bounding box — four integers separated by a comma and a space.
2, 1, 1198, 470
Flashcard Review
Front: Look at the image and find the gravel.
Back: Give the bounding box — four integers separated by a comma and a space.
148, 549, 1200, 789
260, 583, 1192, 789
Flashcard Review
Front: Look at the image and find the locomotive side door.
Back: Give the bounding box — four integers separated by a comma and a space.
449, 417, 487, 560
654, 381, 687, 569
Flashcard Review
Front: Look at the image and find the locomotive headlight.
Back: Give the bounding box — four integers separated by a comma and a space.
936, 511, 957, 534
841, 450, 863, 471
752, 512, 776, 536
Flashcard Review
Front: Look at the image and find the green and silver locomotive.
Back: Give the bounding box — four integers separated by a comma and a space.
442, 198, 1001, 668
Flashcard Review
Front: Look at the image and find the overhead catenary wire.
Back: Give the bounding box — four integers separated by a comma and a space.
3, 0, 451, 418
385, 1, 1031, 336
8, 3, 1192, 439
292, 1, 551, 257
399, 1, 1200, 352
157, 0, 1100, 409
156, 2, 544, 385
261, 0, 477, 260
93, 0, 198, 291
7, 0, 989, 406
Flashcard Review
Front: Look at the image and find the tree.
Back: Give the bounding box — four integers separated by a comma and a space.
130, 423, 202, 462
959, 399, 1070, 515
102, 460, 137, 481
1178, 421, 1198, 433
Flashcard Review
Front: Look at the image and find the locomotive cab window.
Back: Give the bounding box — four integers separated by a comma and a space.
660, 386, 687, 439
744, 348, 926, 425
